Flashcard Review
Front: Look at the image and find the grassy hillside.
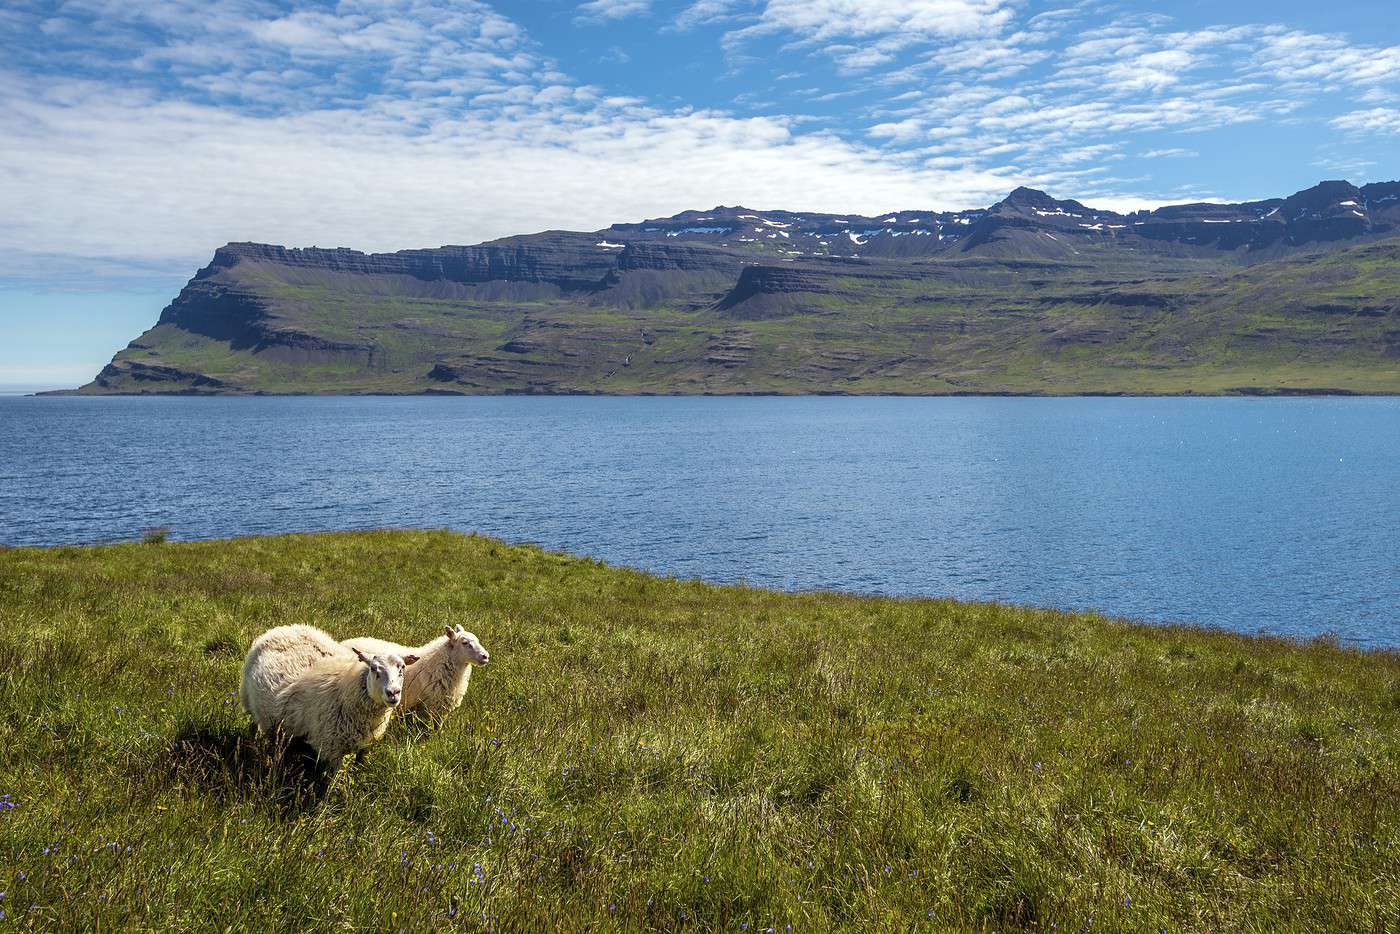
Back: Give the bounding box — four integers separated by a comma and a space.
71, 236, 1400, 397
1, 531, 1397, 931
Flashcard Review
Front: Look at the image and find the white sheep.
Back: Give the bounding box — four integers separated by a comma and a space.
240, 623, 419, 775
266, 646, 416, 774
342, 625, 489, 722
240, 624, 346, 733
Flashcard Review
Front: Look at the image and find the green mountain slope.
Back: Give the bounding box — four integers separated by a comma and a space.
67, 183, 1400, 396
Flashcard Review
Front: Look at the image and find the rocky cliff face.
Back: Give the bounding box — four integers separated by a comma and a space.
62, 178, 1400, 396
207, 234, 742, 289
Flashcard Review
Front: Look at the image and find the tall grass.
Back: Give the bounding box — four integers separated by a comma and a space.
0, 531, 1396, 931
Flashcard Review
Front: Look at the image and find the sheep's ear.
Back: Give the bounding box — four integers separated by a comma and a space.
403, 654, 420, 666
351, 647, 371, 666
444, 625, 455, 639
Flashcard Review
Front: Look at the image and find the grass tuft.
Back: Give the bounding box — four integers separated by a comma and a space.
140, 526, 171, 545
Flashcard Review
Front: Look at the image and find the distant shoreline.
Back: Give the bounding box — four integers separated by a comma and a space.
27, 387, 1394, 399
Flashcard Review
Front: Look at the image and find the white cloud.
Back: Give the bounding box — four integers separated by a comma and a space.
0, 78, 1031, 282
1097, 49, 1194, 92
749, 0, 1015, 42
8, 0, 544, 114
1312, 152, 1378, 178
1253, 30, 1400, 88
576, 0, 652, 23
853, 12, 1399, 188
1331, 108, 1400, 135
1057, 144, 1122, 165
723, 0, 1018, 72
673, 0, 747, 30
928, 35, 1051, 78
1357, 87, 1399, 104
868, 119, 924, 141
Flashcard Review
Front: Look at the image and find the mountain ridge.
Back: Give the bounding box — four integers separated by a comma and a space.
60, 178, 1400, 397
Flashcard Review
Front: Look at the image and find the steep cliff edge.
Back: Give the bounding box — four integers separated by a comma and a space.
60, 179, 1400, 396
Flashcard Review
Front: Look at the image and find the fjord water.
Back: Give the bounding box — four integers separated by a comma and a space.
2, 395, 1396, 646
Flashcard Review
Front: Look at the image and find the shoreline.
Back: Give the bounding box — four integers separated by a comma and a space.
27, 387, 1399, 398
6, 529, 1397, 654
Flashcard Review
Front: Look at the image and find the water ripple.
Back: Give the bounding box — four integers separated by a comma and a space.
1, 394, 1397, 646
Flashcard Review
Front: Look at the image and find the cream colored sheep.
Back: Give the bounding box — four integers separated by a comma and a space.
342, 625, 489, 721
266, 647, 416, 774
239, 624, 345, 733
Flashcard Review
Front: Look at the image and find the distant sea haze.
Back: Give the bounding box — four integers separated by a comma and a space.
3, 395, 1397, 647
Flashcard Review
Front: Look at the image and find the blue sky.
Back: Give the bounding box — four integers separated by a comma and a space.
2, 0, 1398, 389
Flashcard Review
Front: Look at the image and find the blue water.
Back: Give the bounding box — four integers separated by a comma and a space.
1, 395, 1397, 646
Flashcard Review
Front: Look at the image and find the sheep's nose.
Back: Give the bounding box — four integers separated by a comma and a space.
387, 690, 401, 705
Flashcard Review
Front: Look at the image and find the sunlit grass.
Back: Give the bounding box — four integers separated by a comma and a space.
1, 531, 1396, 930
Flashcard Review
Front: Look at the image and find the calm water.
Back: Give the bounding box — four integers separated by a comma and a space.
1, 395, 1397, 646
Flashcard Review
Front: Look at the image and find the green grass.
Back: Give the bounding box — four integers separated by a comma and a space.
2, 531, 1397, 931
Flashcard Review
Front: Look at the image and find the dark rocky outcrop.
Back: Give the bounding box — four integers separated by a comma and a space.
716, 265, 834, 313
88, 361, 237, 394
210, 235, 619, 291
712, 258, 917, 319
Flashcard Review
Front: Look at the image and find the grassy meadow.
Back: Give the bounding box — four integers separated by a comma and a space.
0, 530, 1397, 931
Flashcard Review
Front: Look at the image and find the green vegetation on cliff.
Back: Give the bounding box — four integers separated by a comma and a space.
67, 184, 1400, 396
2, 531, 1397, 930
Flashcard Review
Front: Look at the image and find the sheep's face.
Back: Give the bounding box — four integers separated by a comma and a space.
352, 649, 416, 707
444, 625, 490, 665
